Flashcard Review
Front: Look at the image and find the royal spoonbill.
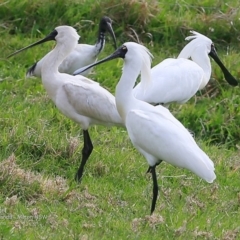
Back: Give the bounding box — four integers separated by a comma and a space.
7, 26, 124, 182
133, 31, 238, 106
15, 16, 117, 78
75, 42, 216, 214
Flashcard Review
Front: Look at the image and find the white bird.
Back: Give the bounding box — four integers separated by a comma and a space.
75, 42, 216, 214
131, 31, 238, 107
7, 26, 124, 182
26, 16, 117, 77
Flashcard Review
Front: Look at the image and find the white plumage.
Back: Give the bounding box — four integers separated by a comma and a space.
8, 26, 123, 182
26, 16, 117, 77
132, 31, 238, 106
77, 42, 216, 214
133, 57, 204, 106
116, 42, 216, 214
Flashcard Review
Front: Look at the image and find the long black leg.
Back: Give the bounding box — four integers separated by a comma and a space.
149, 160, 162, 214
75, 129, 93, 182
150, 166, 158, 214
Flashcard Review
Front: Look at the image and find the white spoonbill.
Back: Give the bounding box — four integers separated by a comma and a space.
7, 26, 124, 182
75, 42, 216, 214
132, 31, 238, 106
21, 16, 117, 78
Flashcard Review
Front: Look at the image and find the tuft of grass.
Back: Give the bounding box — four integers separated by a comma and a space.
0, 154, 68, 201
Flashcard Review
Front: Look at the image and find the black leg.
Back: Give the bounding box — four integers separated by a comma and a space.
149, 160, 162, 214
75, 129, 93, 182
150, 166, 158, 214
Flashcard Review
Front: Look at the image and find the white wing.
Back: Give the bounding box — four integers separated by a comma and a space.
126, 109, 215, 183
133, 58, 204, 105
58, 80, 123, 127
59, 44, 97, 75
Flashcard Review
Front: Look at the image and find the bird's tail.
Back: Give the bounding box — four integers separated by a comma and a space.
26, 62, 37, 78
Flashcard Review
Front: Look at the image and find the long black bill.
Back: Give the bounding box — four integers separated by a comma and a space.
101, 16, 117, 50
209, 45, 238, 86
106, 21, 117, 50
7, 29, 58, 58
73, 44, 127, 75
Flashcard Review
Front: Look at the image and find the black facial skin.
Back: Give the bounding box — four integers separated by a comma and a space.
100, 16, 117, 50
209, 44, 238, 86
7, 29, 58, 58
74, 45, 128, 75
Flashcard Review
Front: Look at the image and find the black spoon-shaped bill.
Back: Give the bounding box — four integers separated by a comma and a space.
73, 44, 128, 75
7, 29, 58, 58
209, 45, 238, 86
101, 16, 117, 50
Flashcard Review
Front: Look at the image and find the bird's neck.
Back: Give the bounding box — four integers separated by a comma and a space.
191, 50, 212, 89
94, 31, 105, 56
115, 61, 141, 121
42, 43, 74, 73
41, 41, 77, 101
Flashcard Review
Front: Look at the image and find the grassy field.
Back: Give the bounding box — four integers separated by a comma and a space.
0, 0, 240, 239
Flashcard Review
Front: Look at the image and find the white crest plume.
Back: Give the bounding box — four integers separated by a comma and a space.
136, 43, 154, 93
178, 30, 212, 59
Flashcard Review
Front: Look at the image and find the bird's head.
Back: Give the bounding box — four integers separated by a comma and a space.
178, 30, 238, 86
7, 26, 80, 58
99, 16, 117, 49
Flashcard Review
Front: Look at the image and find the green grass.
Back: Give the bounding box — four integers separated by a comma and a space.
0, 0, 240, 239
